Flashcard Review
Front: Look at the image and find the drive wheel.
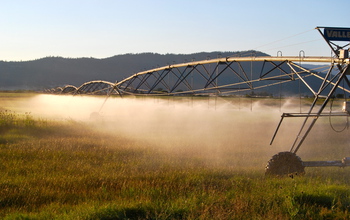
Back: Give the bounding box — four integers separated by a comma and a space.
265, 151, 305, 177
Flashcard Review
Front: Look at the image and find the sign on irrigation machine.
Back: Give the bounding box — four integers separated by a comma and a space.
318, 26, 350, 59
323, 27, 350, 42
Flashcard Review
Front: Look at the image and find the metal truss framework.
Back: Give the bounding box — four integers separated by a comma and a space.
50, 57, 344, 98
50, 56, 348, 97
49, 81, 120, 95
74, 80, 120, 95
115, 56, 348, 96
61, 85, 77, 94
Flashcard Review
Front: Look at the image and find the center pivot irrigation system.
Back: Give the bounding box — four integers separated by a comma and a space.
50, 26, 350, 176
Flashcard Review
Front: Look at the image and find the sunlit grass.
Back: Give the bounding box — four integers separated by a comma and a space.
0, 94, 349, 219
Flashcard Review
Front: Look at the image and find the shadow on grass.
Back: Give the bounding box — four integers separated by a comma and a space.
295, 194, 334, 208
89, 206, 188, 220
295, 193, 349, 212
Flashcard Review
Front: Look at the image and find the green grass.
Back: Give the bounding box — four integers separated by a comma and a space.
0, 94, 350, 219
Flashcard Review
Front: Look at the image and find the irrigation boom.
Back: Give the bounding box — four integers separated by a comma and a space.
48, 26, 350, 176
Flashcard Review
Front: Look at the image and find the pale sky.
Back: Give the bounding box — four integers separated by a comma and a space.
0, 0, 349, 61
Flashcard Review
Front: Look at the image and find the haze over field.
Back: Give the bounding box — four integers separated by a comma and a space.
6, 94, 349, 167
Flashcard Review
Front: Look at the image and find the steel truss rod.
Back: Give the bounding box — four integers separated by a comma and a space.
171, 66, 197, 93
289, 62, 350, 94
290, 64, 350, 154
147, 69, 172, 93
204, 61, 253, 90
269, 62, 350, 147
192, 64, 220, 92
122, 76, 139, 92
98, 81, 123, 112
287, 62, 317, 95
74, 80, 116, 95
205, 61, 230, 88
134, 73, 153, 92
281, 112, 348, 117
260, 60, 294, 80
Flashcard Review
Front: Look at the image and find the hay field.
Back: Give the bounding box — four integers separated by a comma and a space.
0, 93, 349, 219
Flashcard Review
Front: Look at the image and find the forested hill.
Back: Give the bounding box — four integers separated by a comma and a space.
0, 51, 266, 90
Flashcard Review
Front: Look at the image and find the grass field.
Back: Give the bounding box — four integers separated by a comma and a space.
0, 93, 349, 219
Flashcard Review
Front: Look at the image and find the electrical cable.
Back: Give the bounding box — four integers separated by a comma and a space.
260, 39, 323, 54
329, 80, 349, 133
252, 29, 315, 51
228, 29, 321, 59
245, 29, 316, 55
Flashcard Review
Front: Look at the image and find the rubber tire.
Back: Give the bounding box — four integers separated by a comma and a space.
265, 151, 305, 177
